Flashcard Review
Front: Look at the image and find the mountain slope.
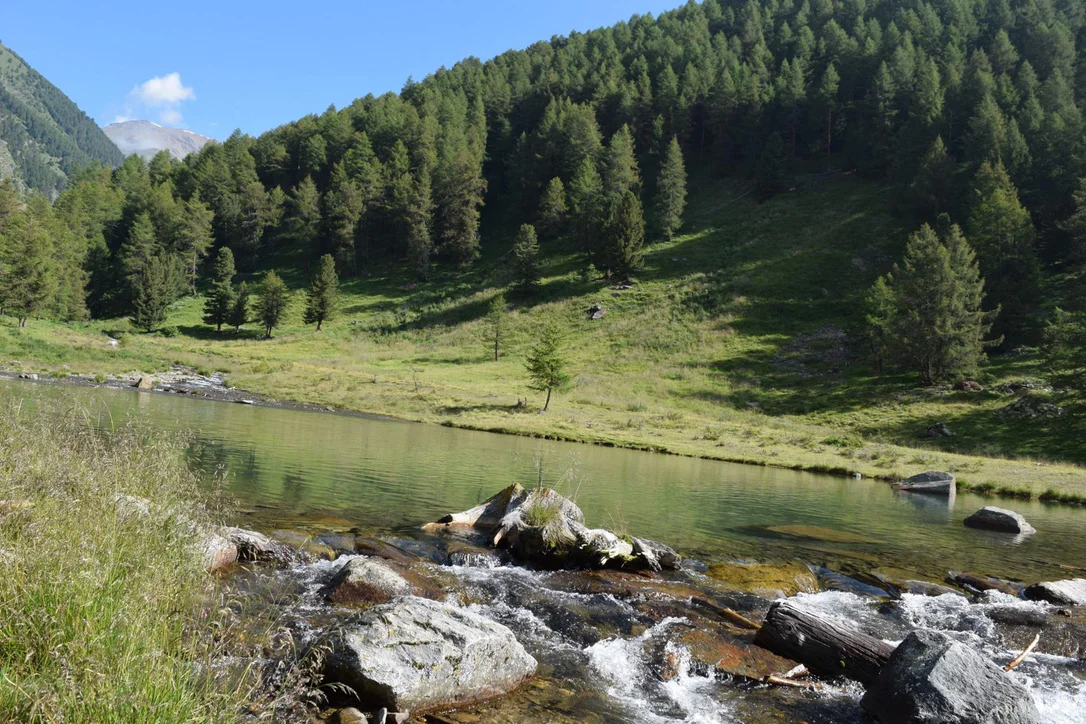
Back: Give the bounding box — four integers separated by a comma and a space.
0, 43, 123, 196
104, 120, 212, 161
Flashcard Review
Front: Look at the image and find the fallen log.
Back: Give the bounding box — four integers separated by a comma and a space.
752, 601, 895, 686
1003, 633, 1040, 672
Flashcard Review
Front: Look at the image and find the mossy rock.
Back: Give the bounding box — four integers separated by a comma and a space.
764, 524, 880, 545
705, 561, 819, 599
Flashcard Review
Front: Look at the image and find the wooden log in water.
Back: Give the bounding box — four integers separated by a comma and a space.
752, 601, 895, 686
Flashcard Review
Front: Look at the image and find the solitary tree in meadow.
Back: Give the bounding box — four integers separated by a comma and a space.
257, 271, 288, 339
486, 292, 506, 361
202, 247, 236, 332
304, 254, 339, 331
525, 321, 570, 412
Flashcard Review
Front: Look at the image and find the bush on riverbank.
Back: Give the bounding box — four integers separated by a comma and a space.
0, 402, 245, 722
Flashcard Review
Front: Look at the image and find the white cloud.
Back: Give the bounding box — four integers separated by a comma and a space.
113, 114, 131, 124
134, 72, 195, 106
159, 108, 183, 126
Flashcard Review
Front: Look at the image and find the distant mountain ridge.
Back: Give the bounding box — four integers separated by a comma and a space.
0, 42, 123, 196
104, 120, 213, 161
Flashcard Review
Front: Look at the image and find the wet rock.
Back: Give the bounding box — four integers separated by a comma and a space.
353, 537, 424, 566
269, 530, 336, 560
444, 540, 505, 568
631, 538, 680, 572
200, 531, 238, 572
949, 572, 1025, 597
335, 708, 367, 724
963, 507, 1035, 535
323, 596, 537, 713
1025, 578, 1086, 606
224, 527, 303, 565
321, 557, 413, 607
318, 533, 360, 556
809, 566, 891, 598
872, 571, 960, 598
136, 375, 154, 390
861, 630, 1039, 724
677, 625, 799, 681
705, 561, 818, 599
893, 470, 956, 495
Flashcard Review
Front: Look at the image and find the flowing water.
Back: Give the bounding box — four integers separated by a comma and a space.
4, 378, 1086, 722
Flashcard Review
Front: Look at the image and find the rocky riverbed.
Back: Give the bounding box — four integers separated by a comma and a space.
204, 486, 1086, 724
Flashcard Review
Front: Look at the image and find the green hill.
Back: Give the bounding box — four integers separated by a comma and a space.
0, 43, 123, 196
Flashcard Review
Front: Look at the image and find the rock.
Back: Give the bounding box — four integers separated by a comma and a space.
353, 537, 423, 566
955, 380, 984, 392
631, 538, 680, 572
963, 507, 1035, 535
893, 470, 956, 496
323, 596, 537, 713
321, 557, 414, 607
135, 375, 154, 390
1025, 579, 1086, 606
114, 494, 153, 519
1000, 394, 1064, 419
949, 571, 1026, 597
861, 630, 1040, 724
926, 422, 954, 437
269, 530, 336, 560
678, 625, 799, 681
373, 708, 386, 724
872, 571, 960, 598
705, 561, 818, 599
317, 533, 360, 556
223, 527, 302, 565
586, 303, 606, 320
764, 524, 879, 544
200, 532, 238, 572
335, 708, 367, 724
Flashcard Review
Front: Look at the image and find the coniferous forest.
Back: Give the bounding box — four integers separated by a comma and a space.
2, 0, 1086, 392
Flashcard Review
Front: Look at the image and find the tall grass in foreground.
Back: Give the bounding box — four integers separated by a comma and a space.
0, 401, 244, 723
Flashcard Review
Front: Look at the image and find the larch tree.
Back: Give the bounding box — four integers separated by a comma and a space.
512, 224, 541, 292
286, 176, 322, 262
654, 136, 687, 241
304, 253, 340, 331
0, 214, 57, 327
602, 124, 641, 202
603, 191, 646, 279
486, 292, 505, 361
755, 132, 787, 200
569, 157, 604, 266
537, 177, 568, 239
908, 136, 955, 224
525, 320, 571, 412
175, 192, 215, 294
202, 247, 237, 331
257, 270, 289, 338
229, 281, 251, 333
322, 163, 363, 273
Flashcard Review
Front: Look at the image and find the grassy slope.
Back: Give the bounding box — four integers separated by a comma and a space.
3, 174, 1085, 499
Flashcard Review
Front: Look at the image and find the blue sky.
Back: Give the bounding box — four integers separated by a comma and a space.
4, 0, 684, 140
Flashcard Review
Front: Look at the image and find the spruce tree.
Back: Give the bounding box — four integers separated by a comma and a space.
603, 191, 646, 279
304, 254, 340, 331
512, 224, 541, 292
202, 247, 236, 332
132, 256, 179, 333
654, 136, 687, 241
525, 321, 570, 412
0, 214, 57, 327
257, 271, 288, 339
537, 177, 568, 239
229, 281, 250, 333
965, 160, 1039, 343
486, 292, 505, 361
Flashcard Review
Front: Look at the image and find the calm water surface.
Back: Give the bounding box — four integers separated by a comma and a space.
5, 378, 1084, 582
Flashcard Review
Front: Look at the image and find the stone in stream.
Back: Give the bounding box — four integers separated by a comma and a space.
321, 557, 413, 606
705, 561, 818, 599
948, 571, 1026, 597
223, 526, 303, 565
676, 625, 799, 681
963, 506, 1035, 535
871, 571, 961, 598
135, 374, 154, 390
861, 630, 1040, 724
323, 596, 537, 713
893, 470, 956, 495
1025, 578, 1086, 606
269, 530, 336, 560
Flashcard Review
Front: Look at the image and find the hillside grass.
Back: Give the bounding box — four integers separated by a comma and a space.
0, 402, 247, 722
2, 174, 1085, 501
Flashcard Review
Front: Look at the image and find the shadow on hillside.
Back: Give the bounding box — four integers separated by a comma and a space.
178, 324, 264, 341
438, 402, 529, 416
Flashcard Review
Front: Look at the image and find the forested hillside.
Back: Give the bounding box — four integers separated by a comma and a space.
1, 0, 1085, 406
0, 44, 123, 196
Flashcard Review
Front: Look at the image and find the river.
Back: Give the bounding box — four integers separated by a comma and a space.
4, 378, 1086, 722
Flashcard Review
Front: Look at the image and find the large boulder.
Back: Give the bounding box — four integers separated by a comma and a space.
861, 630, 1039, 724
200, 531, 238, 572
323, 596, 537, 713
963, 507, 1035, 535
1025, 578, 1086, 606
893, 470, 955, 495
321, 557, 413, 607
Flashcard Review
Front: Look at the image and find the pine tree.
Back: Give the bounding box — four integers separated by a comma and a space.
486, 292, 505, 361
569, 158, 605, 266
512, 224, 541, 292
229, 281, 250, 333
0, 214, 57, 327
304, 254, 339, 331
525, 320, 571, 412
286, 177, 321, 262
755, 132, 787, 200
654, 136, 687, 241
256, 271, 288, 339
202, 247, 236, 331
966, 160, 1039, 343
132, 255, 180, 333
537, 177, 568, 239
602, 191, 646, 279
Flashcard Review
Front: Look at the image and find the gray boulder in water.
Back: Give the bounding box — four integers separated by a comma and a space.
320, 557, 413, 606
1025, 578, 1086, 606
893, 470, 955, 495
861, 630, 1039, 724
323, 596, 536, 713
963, 507, 1035, 534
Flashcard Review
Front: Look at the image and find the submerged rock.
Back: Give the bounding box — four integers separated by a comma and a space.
677, 625, 798, 681
705, 561, 818, 599
963, 507, 1035, 535
323, 596, 537, 713
269, 530, 336, 560
893, 470, 956, 495
949, 571, 1026, 597
321, 557, 413, 607
861, 630, 1039, 724
1025, 578, 1086, 606
872, 571, 960, 598
763, 523, 879, 545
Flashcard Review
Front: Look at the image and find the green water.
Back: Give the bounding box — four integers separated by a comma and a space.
5, 378, 1085, 582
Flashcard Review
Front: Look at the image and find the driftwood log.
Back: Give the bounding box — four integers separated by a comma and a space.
752, 601, 895, 686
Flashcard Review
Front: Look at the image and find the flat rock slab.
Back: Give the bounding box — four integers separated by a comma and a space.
324, 596, 537, 713
862, 630, 1039, 724
963, 507, 1035, 534
1025, 578, 1086, 606
894, 470, 956, 495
